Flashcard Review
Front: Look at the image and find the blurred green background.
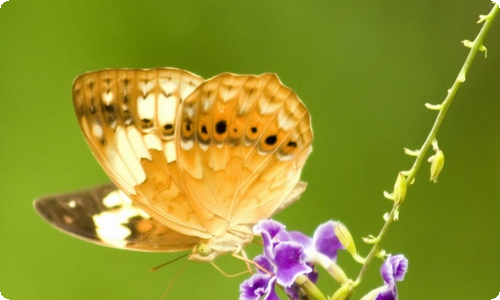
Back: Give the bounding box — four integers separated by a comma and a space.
1, 0, 499, 299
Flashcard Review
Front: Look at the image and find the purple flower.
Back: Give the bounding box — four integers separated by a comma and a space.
374, 255, 408, 300
240, 220, 345, 300
239, 273, 278, 300
290, 221, 344, 262
240, 220, 312, 300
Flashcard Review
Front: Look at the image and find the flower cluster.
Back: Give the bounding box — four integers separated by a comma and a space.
240, 220, 345, 300
240, 220, 408, 300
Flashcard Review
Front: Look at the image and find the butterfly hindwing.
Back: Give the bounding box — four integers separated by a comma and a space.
34, 183, 200, 252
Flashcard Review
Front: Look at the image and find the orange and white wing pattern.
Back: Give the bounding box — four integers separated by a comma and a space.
176, 73, 313, 236
35, 68, 312, 261
72, 68, 211, 239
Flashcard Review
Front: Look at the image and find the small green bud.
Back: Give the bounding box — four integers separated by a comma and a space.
404, 148, 420, 156
393, 172, 407, 204
334, 222, 365, 264
424, 103, 443, 110
362, 235, 378, 244
478, 14, 488, 23
428, 140, 445, 183
334, 223, 356, 256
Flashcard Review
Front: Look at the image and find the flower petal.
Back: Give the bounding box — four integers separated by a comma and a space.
273, 242, 312, 286
254, 220, 287, 260
375, 288, 397, 300
381, 255, 408, 285
254, 255, 275, 274
313, 221, 343, 260
239, 273, 278, 300
289, 231, 313, 248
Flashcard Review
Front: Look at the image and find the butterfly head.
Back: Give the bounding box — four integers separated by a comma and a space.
188, 227, 254, 262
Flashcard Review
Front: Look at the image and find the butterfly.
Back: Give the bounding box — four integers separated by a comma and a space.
34, 68, 313, 262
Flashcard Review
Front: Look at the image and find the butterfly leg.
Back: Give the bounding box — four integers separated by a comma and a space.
231, 246, 272, 275
209, 261, 250, 278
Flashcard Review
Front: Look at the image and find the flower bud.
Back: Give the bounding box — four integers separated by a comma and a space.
393, 172, 407, 204
428, 149, 445, 183
334, 223, 355, 256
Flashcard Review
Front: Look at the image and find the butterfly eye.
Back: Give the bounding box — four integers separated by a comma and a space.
196, 243, 211, 257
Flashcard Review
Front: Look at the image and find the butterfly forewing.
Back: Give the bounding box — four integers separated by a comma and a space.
72, 68, 211, 239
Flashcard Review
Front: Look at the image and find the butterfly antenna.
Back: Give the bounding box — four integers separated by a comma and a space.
159, 258, 189, 300
150, 253, 189, 272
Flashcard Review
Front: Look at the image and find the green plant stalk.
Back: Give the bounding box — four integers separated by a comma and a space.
344, 4, 499, 300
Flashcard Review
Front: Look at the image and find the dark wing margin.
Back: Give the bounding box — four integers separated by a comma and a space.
34, 183, 199, 252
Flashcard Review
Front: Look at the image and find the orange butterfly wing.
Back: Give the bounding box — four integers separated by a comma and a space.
72, 68, 211, 239
175, 73, 313, 236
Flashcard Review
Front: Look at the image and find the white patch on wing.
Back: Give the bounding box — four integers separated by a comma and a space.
165, 140, 177, 163
277, 152, 294, 161
277, 110, 295, 131
93, 190, 150, 248
126, 127, 152, 161
220, 85, 238, 102
68, 200, 77, 208
259, 98, 280, 115
159, 78, 179, 95
179, 80, 199, 100
102, 92, 114, 105
184, 105, 196, 118
116, 127, 147, 184
92, 123, 103, 139
94, 215, 130, 247
181, 139, 194, 150
105, 147, 136, 194
139, 81, 155, 95
157, 93, 177, 128
201, 96, 213, 111
199, 142, 209, 152
137, 94, 156, 120
144, 133, 163, 151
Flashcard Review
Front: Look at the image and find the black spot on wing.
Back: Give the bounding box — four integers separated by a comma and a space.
265, 135, 277, 146
215, 120, 227, 134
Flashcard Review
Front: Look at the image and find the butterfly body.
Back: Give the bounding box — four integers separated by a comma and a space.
35, 68, 312, 262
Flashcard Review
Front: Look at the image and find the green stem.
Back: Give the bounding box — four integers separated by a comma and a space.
344, 4, 499, 300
